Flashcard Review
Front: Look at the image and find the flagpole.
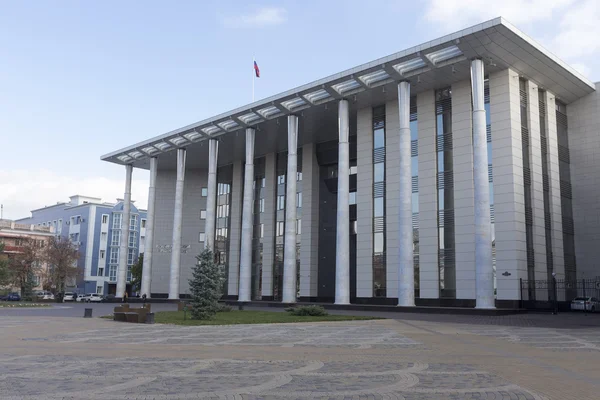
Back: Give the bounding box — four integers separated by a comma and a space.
252, 56, 255, 102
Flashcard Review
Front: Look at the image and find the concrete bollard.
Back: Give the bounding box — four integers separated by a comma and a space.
146, 312, 155, 324
84, 308, 93, 318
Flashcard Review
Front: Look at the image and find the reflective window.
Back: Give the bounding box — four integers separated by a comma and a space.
374, 232, 384, 253
201, 187, 208, 197
374, 128, 385, 149
374, 197, 384, 217
374, 163, 384, 182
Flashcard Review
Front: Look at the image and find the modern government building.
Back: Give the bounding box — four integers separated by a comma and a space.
101, 18, 600, 308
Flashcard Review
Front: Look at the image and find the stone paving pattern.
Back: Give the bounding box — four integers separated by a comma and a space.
0, 311, 599, 399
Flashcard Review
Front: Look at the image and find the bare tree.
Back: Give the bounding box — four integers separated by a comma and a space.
8, 239, 43, 299
44, 236, 79, 297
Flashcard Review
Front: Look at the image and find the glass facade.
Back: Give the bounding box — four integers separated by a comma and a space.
410, 97, 419, 297
372, 105, 386, 297
435, 88, 455, 298
216, 164, 233, 292
520, 79, 536, 294
272, 150, 302, 300
556, 100, 576, 281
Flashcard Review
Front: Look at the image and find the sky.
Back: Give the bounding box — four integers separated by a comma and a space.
1, 0, 598, 219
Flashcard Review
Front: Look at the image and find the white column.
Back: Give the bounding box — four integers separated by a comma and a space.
238, 128, 255, 302
471, 59, 494, 309
335, 100, 350, 304
261, 153, 276, 298
140, 157, 157, 298
397, 82, 415, 306
282, 115, 298, 303
168, 149, 186, 300
205, 139, 219, 251
116, 164, 133, 299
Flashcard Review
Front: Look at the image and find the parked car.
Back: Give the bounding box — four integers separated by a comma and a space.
36, 291, 54, 300
77, 294, 92, 302
87, 294, 104, 303
6, 293, 21, 301
63, 292, 77, 302
570, 297, 599, 312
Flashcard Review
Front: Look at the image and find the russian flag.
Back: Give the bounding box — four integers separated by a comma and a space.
254, 60, 260, 78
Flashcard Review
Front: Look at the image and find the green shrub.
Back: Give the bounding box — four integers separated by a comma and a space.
285, 305, 328, 316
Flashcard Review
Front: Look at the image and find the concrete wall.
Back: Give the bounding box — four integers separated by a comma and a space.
568, 83, 600, 279
356, 107, 373, 298
489, 68, 528, 300
451, 79, 476, 299
417, 89, 439, 299
152, 167, 207, 296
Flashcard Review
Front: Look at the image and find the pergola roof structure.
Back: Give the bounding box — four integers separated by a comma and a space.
101, 17, 595, 170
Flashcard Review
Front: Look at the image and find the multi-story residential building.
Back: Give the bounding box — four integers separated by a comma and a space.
0, 220, 54, 293
101, 18, 600, 308
17, 195, 147, 295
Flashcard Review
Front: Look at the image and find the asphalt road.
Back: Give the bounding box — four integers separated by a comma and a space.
1, 301, 600, 328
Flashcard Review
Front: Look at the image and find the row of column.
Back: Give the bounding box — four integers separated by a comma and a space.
116, 59, 494, 308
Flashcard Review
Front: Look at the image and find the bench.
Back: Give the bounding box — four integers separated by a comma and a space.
113, 303, 152, 323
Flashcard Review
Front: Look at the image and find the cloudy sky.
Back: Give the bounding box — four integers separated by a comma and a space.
1, 0, 598, 219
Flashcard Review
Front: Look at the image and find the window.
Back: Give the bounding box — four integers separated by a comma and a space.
374, 162, 385, 182
109, 248, 119, 264
276, 221, 285, 236
374, 128, 385, 149
111, 230, 121, 246
277, 175, 285, 185
350, 166, 358, 175
141, 219, 146, 228
100, 250, 105, 260
98, 268, 104, 277
296, 192, 302, 208
259, 198, 265, 213
112, 213, 122, 229
351, 220, 357, 235
260, 224, 264, 238
101, 232, 107, 242
297, 171, 302, 181
128, 231, 137, 248
350, 192, 357, 205
129, 215, 138, 230
70, 233, 79, 242
374, 232, 384, 253
261, 178, 266, 187
277, 195, 285, 210
374, 197, 384, 217
296, 219, 302, 235
200, 210, 206, 220
201, 187, 208, 197
199, 232, 206, 242
96, 286, 103, 294
127, 248, 136, 265
102, 215, 108, 224
109, 266, 117, 281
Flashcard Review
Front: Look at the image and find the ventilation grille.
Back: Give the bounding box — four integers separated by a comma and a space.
560, 180, 572, 199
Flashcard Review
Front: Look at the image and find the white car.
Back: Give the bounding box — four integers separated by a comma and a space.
63, 292, 76, 302
36, 291, 54, 300
570, 297, 599, 312
87, 294, 104, 303
77, 294, 92, 302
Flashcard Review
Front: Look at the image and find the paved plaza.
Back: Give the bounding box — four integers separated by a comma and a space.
0, 306, 599, 399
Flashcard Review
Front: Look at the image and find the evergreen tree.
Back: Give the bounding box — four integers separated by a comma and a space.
188, 249, 224, 320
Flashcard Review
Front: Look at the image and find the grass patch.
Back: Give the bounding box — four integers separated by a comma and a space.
0, 302, 51, 308
154, 310, 380, 326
